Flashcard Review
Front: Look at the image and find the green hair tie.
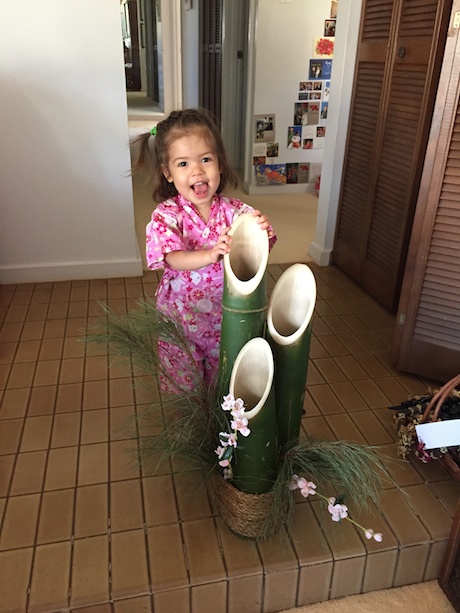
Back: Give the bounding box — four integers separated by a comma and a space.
150, 126, 157, 136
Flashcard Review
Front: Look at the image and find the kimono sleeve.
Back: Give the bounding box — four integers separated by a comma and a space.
146, 202, 185, 270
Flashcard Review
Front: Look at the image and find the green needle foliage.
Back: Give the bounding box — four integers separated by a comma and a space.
85, 299, 226, 473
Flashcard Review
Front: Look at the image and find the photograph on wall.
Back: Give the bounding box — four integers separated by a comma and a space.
315, 126, 326, 148
252, 143, 267, 157
306, 102, 320, 125
302, 126, 316, 139
254, 115, 275, 143
313, 37, 334, 58
287, 126, 302, 148
323, 81, 331, 101
298, 164, 310, 183
321, 102, 328, 119
254, 164, 286, 186
266, 142, 279, 158
286, 163, 299, 184
324, 19, 336, 37
299, 92, 309, 101
309, 91, 322, 101
302, 126, 316, 148
299, 81, 310, 92
253, 156, 266, 166
292, 102, 309, 126
309, 59, 332, 80
330, 0, 338, 19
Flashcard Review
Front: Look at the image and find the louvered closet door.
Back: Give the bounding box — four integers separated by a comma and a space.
200, 0, 223, 126
392, 3, 460, 381
333, 0, 452, 312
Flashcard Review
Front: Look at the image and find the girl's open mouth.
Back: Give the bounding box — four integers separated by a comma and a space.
192, 181, 208, 196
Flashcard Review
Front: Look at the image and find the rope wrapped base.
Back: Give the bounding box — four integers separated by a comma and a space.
207, 472, 289, 540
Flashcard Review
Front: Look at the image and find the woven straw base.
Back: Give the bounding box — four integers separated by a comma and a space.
207, 472, 284, 540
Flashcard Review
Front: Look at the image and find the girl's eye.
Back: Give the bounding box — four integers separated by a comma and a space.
202, 157, 212, 163
178, 161, 187, 167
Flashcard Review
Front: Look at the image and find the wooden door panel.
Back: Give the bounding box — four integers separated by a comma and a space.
392, 3, 460, 381
333, 0, 452, 312
361, 0, 395, 39
334, 61, 386, 281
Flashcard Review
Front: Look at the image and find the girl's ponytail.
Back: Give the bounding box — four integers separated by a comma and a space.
131, 131, 156, 175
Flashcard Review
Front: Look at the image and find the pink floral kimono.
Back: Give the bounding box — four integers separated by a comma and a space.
146, 194, 275, 391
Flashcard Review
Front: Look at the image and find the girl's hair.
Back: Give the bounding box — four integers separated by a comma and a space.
132, 108, 238, 202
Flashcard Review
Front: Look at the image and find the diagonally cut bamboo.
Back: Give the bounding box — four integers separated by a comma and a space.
217, 212, 269, 396
229, 337, 278, 494
266, 263, 317, 449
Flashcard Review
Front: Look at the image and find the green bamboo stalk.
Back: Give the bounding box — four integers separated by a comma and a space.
217, 213, 269, 397
230, 338, 278, 494
266, 264, 316, 449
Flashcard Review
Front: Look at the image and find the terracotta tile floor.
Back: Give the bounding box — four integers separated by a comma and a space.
0, 262, 459, 613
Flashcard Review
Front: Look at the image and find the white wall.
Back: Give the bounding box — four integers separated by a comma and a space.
241, 0, 363, 266
244, 0, 332, 194
0, 0, 143, 283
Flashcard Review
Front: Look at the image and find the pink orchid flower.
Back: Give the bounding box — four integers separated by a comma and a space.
214, 446, 226, 459
230, 416, 251, 437
233, 397, 245, 412
298, 479, 317, 498
221, 394, 234, 411
327, 498, 348, 522
219, 432, 237, 447
288, 474, 317, 498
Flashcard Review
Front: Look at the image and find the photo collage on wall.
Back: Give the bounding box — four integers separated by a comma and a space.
252, 0, 337, 186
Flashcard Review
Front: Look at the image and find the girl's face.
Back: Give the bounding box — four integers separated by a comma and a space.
162, 132, 221, 211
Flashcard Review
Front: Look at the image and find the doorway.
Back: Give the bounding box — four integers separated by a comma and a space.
199, 0, 249, 170
121, 0, 163, 116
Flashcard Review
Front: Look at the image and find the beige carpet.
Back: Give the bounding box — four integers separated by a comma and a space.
131, 171, 318, 268
281, 581, 456, 612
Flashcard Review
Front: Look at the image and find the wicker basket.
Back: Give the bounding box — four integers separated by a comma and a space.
419, 374, 460, 483
207, 472, 288, 540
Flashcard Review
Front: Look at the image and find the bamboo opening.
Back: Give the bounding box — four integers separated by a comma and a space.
267, 264, 316, 344
230, 338, 274, 419
224, 213, 269, 294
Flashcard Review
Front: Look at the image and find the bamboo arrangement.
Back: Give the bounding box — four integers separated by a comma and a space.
85, 213, 385, 541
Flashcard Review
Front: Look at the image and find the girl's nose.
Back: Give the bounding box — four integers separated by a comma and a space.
191, 161, 204, 175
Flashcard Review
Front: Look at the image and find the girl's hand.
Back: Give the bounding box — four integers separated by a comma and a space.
252, 210, 275, 239
209, 226, 232, 263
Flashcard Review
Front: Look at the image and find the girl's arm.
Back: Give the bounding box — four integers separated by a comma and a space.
165, 227, 232, 271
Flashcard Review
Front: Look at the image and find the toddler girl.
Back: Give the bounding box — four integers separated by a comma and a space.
133, 108, 276, 391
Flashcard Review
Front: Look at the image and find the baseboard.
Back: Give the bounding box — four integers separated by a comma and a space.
308, 242, 332, 266
0, 258, 144, 285
245, 183, 317, 196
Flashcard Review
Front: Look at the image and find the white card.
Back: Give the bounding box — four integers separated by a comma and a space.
415, 420, 460, 450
